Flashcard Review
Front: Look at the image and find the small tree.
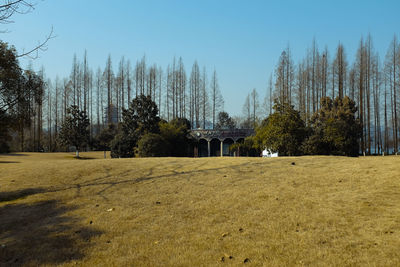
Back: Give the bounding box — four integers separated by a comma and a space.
59, 105, 90, 157
254, 101, 306, 156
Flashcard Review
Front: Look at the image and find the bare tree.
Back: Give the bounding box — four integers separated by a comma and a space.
372, 52, 382, 154
135, 56, 146, 96
268, 74, 273, 115
210, 69, 223, 129
200, 67, 209, 128
104, 55, 113, 124
148, 64, 157, 101
333, 43, 347, 99
83, 50, 89, 113
365, 35, 372, 154
250, 88, 259, 128
321, 47, 329, 99
158, 66, 162, 117
296, 60, 307, 121
95, 68, 103, 131
190, 61, 200, 128
178, 58, 186, 118
384, 36, 399, 153
356, 38, 366, 154
275, 46, 295, 106
126, 60, 132, 103
117, 56, 126, 121
242, 94, 250, 127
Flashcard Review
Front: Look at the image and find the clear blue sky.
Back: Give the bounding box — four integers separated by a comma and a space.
3, 0, 400, 116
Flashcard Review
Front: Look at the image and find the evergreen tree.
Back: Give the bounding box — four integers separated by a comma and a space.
137, 133, 166, 157
158, 118, 192, 156
215, 111, 236, 130
0, 41, 44, 152
111, 94, 160, 158
0, 109, 11, 152
304, 96, 361, 156
59, 105, 90, 157
254, 101, 306, 156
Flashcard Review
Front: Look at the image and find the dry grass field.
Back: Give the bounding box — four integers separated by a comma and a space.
1, 152, 400, 266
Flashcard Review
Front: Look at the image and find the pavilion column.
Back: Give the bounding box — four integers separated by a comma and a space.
220, 140, 223, 157
207, 140, 210, 157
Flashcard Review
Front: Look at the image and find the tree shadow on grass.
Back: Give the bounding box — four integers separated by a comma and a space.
64, 156, 97, 160
75, 156, 97, 160
0, 153, 29, 157
0, 188, 45, 202
0, 199, 103, 266
0, 161, 19, 164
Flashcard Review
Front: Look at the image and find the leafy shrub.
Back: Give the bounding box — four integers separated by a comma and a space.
137, 133, 166, 157
110, 133, 136, 158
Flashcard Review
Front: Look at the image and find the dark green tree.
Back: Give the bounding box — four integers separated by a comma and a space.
110, 132, 136, 158
0, 109, 11, 152
254, 101, 307, 156
158, 118, 192, 157
137, 133, 166, 157
19, 70, 44, 151
0, 42, 22, 114
0, 41, 45, 152
111, 94, 160, 158
59, 105, 90, 157
215, 111, 236, 130
304, 96, 361, 156
124, 94, 160, 137
229, 136, 260, 156
0, 42, 22, 151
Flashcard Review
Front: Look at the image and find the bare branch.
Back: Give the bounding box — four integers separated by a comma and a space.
0, 1, 54, 58
16, 26, 56, 59
0, 0, 35, 24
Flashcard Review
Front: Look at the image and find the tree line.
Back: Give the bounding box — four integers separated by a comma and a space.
0, 45, 226, 152
245, 35, 400, 155
57, 94, 194, 158
1, 34, 400, 156
233, 96, 361, 157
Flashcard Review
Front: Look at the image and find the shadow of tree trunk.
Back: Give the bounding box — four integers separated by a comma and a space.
0, 199, 103, 266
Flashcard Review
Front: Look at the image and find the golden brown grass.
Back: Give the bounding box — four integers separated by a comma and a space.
1, 152, 400, 266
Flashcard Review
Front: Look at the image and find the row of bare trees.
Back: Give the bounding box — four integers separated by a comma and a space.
22, 54, 224, 151
260, 35, 400, 155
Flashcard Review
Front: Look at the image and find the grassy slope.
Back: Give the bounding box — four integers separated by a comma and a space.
1, 152, 400, 266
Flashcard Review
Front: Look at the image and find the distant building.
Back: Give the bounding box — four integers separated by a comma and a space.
190, 129, 254, 157
104, 104, 118, 124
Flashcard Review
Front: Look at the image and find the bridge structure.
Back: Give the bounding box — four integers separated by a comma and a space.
190, 129, 254, 157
